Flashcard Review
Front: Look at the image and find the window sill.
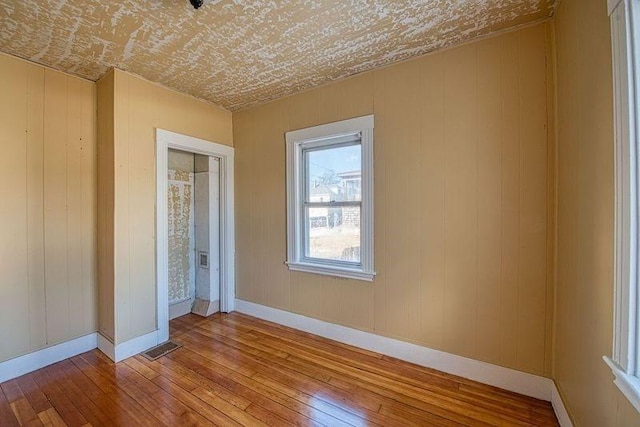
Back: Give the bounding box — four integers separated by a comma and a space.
604, 356, 640, 413
286, 261, 375, 282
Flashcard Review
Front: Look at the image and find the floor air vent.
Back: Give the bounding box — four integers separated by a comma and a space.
142, 341, 182, 361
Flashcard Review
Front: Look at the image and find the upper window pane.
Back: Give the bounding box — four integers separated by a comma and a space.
305, 144, 362, 203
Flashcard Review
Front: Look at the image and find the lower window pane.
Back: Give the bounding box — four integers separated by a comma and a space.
306, 206, 361, 262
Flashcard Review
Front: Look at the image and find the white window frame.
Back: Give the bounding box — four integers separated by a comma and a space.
285, 115, 375, 281
606, 0, 640, 413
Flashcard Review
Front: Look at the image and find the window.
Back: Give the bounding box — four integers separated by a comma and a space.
606, 0, 640, 413
285, 115, 375, 281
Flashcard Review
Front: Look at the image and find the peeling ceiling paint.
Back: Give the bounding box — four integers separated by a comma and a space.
0, 0, 554, 111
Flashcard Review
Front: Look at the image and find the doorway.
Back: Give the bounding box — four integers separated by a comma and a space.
156, 129, 235, 344
167, 149, 221, 321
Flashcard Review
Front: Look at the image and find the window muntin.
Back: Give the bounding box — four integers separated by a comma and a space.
285, 115, 374, 281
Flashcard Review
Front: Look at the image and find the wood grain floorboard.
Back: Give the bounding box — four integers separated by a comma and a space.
0, 312, 559, 426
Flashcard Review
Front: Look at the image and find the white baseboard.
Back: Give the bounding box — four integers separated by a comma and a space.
551, 381, 574, 426
234, 299, 553, 401
0, 300, 574, 427
97, 330, 160, 362
97, 332, 116, 361
0, 329, 162, 383
169, 299, 193, 320
0, 333, 98, 383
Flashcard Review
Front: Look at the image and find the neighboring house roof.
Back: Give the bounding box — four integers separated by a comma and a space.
309, 184, 337, 198
337, 170, 361, 179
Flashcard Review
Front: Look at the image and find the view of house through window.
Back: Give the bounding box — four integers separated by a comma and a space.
304, 142, 362, 263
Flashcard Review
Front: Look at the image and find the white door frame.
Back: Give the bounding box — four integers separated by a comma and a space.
156, 129, 235, 344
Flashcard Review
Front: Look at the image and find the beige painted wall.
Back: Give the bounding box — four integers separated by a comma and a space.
0, 53, 97, 363
553, 0, 640, 425
98, 69, 233, 344
234, 23, 554, 376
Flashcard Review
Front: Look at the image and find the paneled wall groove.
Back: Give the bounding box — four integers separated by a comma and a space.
26, 63, 46, 351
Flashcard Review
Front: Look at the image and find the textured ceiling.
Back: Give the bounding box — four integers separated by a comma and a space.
0, 0, 555, 111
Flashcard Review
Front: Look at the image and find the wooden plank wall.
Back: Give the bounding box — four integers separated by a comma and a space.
233, 23, 554, 377
0, 53, 97, 362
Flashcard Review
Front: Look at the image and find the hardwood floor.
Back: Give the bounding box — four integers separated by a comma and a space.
1, 312, 559, 426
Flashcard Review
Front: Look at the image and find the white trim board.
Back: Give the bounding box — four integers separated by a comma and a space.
234, 299, 575, 422
0, 329, 164, 383
604, 356, 640, 414
169, 299, 193, 320
234, 299, 554, 401
609, 0, 624, 15
285, 115, 375, 282
156, 129, 235, 345
607, 0, 640, 414
0, 303, 573, 426
551, 382, 575, 427
0, 333, 98, 383
97, 330, 159, 363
